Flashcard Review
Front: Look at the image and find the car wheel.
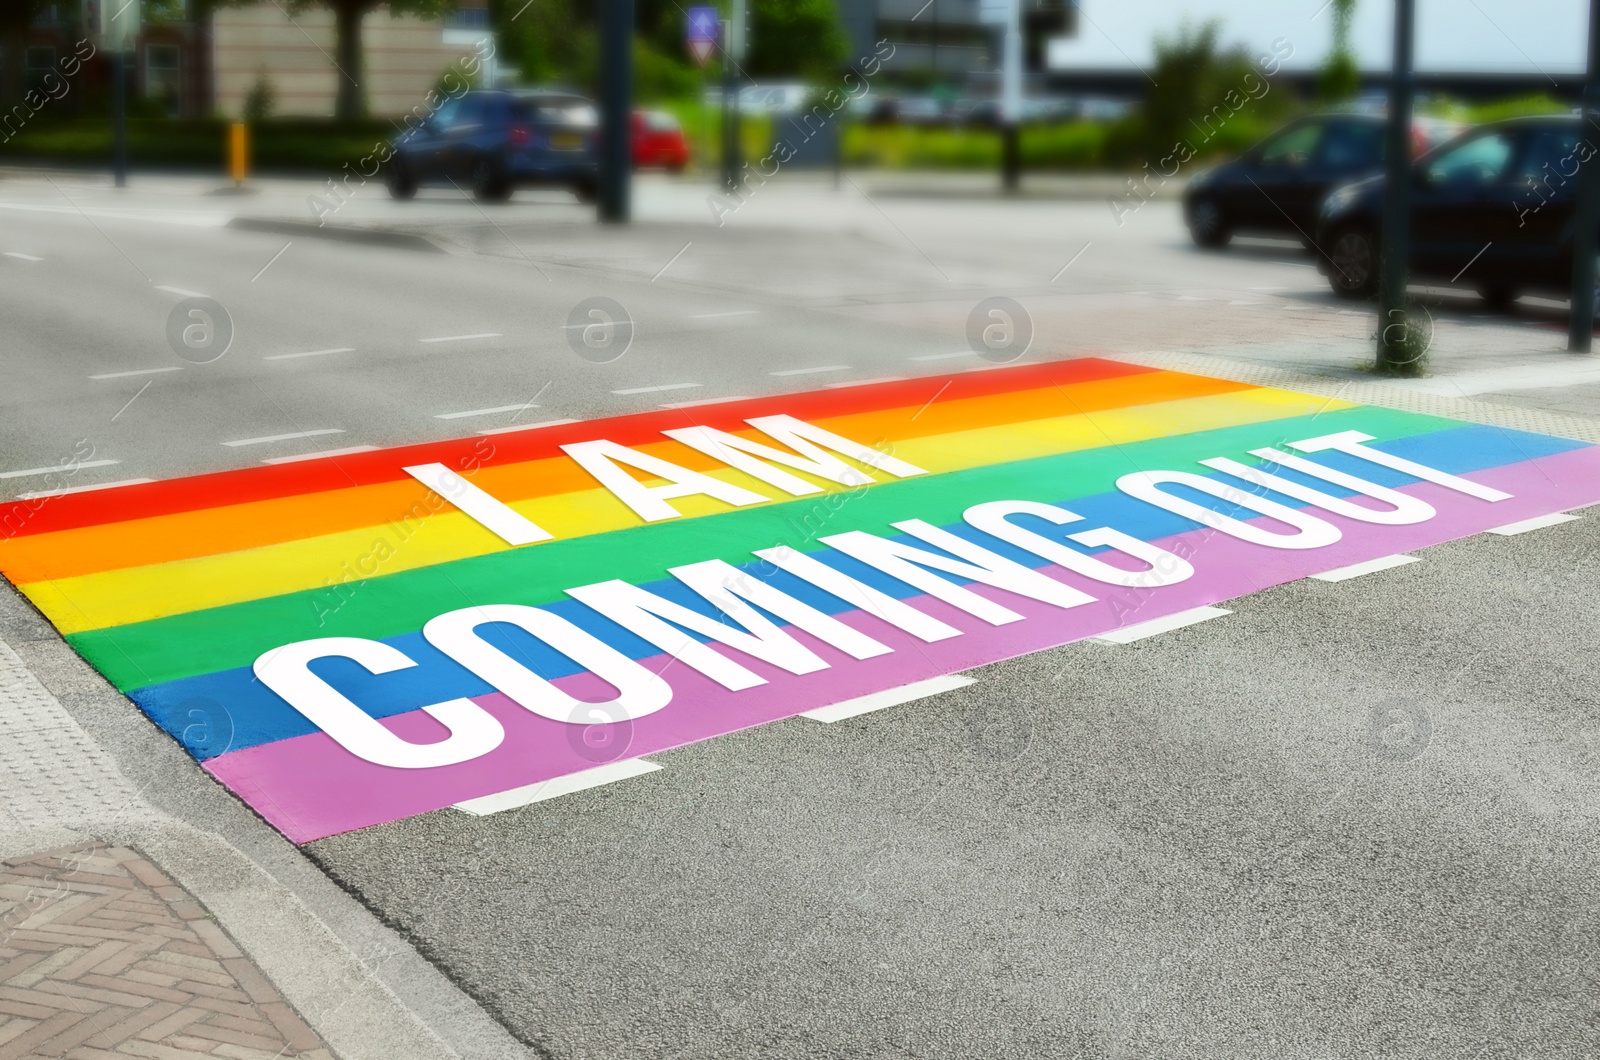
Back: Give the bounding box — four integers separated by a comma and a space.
1188, 199, 1231, 248
1327, 227, 1379, 299
471, 157, 511, 202
384, 156, 416, 201
571, 179, 598, 204
1478, 284, 1519, 310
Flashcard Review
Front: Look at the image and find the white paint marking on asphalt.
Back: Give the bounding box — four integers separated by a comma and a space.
88, 366, 182, 380
659, 396, 750, 409
612, 382, 700, 395
770, 365, 851, 377
1228, 300, 1261, 306
403, 462, 553, 545
966, 361, 1032, 372
261, 445, 381, 465
688, 310, 760, 319
825, 376, 906, 389
908, 351, 976, 362
263, 347, 355, 361
1309, 554, 1419, 582
154, 285, 207, 298
221, 428, 345, 448
436, 403, 541, 420
476, 418, 581, 436
17, 478, 154, 500
1176, 294, 1208, 301
454, 759, 661, 815
4, 252, 43, 261
1485, 512, 1580, 536
1093, 606, 1232, 644
0, 459, 120, 480
800, 675, 977, 724
419, 333, 503, 344
1248, 285, 1289, 291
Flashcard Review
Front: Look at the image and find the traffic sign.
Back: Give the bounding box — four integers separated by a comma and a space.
686, 6, 718, 66
81, 0, 141, 54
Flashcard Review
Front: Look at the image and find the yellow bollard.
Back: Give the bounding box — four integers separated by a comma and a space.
229, 122, 248, 187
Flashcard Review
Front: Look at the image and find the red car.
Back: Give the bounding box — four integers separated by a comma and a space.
632, 110, 690, 172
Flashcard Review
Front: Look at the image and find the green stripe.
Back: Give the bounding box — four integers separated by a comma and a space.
75, 406, 1455, 691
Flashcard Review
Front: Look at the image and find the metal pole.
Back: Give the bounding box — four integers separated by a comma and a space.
112, 49, 127, 188
721, 0, 746, 193
598, 0, 634, 223
1376, 0, 1416, 374
1568, 0, 1600, 351
1000, 0, 1022, 192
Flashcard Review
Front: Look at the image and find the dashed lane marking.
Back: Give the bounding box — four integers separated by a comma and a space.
1485, 511, 1580, 536
1309, 554, 1419, 582
221, 428, 344, 448
1093, 606, 1232, 644
800, 675, 977, 724
454, 758, 662, 815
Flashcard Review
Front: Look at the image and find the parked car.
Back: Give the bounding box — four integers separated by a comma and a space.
632, 109, 690, 172
1316, 115, 1593, 307
384, 89, 598, 203
1182, 114, 1461, 248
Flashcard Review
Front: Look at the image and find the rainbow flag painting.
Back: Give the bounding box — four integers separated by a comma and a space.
3, 359, 1596, 842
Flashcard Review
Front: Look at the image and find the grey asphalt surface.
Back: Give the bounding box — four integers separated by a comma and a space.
3, 171, 1599, 1059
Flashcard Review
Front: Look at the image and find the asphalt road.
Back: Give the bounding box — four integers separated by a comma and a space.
3, 172, 1598, 1059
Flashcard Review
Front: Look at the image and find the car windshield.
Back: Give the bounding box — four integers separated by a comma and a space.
1513, 128, 1582, 186
1425, 131, 1514, 185
511, 96, 597, 125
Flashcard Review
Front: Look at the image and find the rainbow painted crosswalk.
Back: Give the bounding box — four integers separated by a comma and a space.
3, 359, 1595, 842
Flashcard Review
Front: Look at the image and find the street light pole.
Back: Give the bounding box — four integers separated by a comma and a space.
598, 0, 634, 223
1376, 0, 1416, 374
1568, 0, 1600, 352
720, 0, 746, 193
111, 48, 127, 189
1000, 0, 1022, 192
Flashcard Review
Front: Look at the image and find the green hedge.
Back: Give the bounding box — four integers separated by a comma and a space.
0, 118, 396, 173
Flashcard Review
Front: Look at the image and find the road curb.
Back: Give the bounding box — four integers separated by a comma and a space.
228, 217, 446, 253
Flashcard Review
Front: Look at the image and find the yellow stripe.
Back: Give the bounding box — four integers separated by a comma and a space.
27, 388, 1348, 634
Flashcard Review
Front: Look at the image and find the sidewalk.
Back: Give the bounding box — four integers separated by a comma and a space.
0, 600, 532, 1060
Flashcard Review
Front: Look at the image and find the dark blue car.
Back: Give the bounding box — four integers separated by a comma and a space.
385, 89, 599, 203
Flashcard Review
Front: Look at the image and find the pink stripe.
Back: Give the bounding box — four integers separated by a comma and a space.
206, 446, 1600, 842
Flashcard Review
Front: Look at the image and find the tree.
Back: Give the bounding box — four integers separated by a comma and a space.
1317, 0, 1360, 104
288, 0, 457, 120
747, 0, 848, 79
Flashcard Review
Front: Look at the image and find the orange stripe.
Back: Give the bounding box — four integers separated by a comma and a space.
0, 371, 1250, 584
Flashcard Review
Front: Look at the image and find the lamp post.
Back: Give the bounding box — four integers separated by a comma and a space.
1376, 0, 1416, 374
1568, 0, 1600, 351
598, 0, 634, 223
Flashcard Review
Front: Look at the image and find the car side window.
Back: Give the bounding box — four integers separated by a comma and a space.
1512, 130, 1582, 189
452, 96, 486, 128
1259, 123, 1322, 167
1317, 123, 1383, 169
1425, 132, 1515, 186
430, 98, 462, 130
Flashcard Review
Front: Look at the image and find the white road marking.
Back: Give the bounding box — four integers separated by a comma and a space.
403, 462, 552, 545
419, 333, 502, 344
1176, 295, 1208, 301
908, 351, 976, 362
154, 285, 207, 298
436, 403, 541, 420
221, 428, 345, 448
1094, 606, 1231, 644
1310, 554, 1419, 582
1228, 300, 1261, 306
1248, 285, 1289, 291
612, 382, 700, 395
0, 459, 120, 480
800, 675, 977, 724
660, 396, 749, 409
966, 361, 1032, 372
89, 366, 182, 380
476, 418, 580, 435
4, 252, 43, 262
263, 347, 354, 362
688, 310, 760, 319
825, 376, 906, 389
1485, 512, 1580, 536
17, 478, 154, 500
770, 365, 851, 377
454, 759, 661, 815
261, 445, 380, 465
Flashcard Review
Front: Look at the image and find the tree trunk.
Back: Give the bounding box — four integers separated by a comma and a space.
333, 1, 366, 121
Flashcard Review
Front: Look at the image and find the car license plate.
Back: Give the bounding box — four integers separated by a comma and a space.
550, 133, 583, 150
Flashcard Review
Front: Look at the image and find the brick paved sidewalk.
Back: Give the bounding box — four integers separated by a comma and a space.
0, 843, 330, 1060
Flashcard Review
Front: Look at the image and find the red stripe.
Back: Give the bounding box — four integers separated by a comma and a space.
3, 358, 1154, 538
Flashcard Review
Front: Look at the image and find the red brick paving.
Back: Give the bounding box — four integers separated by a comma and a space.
0, 844, 331, 1059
